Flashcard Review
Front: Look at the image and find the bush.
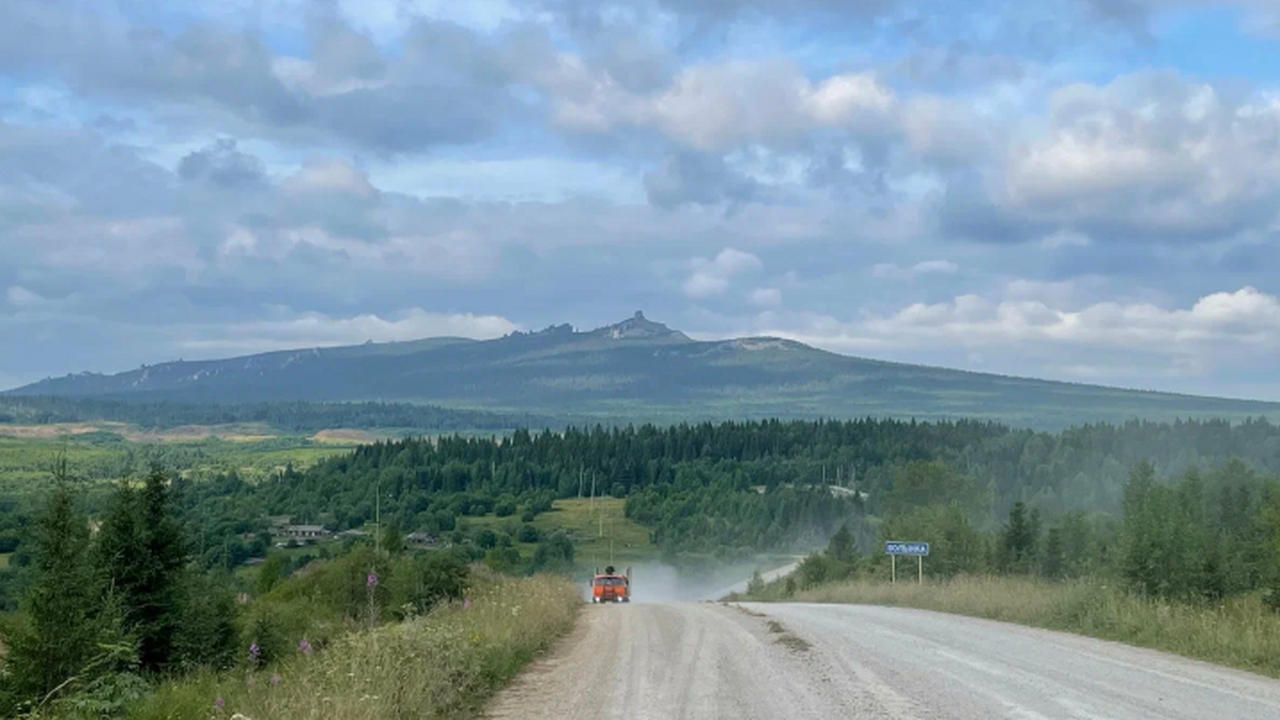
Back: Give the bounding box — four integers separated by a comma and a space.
517, 525, 540, 543
387, 550, 469, 616
520, 509, 537, 523
484, 546, 522, 573
475, 529, 498, 549
494, 501, 517, 518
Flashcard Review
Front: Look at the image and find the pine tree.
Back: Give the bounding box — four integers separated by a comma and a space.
1002, 501, 1038, 575
96, 467, 188, 673
1, 464, 114, 710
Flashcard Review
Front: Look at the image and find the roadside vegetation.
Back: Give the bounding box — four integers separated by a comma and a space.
126, 572, 579, 720
0, 461, 581, 719
735, 458, 1280, 677
773, 576, 1280, 678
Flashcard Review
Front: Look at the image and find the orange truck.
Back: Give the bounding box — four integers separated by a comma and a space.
591, 565, 631, 603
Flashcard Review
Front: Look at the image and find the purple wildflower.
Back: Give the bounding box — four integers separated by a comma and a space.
298, 639, 313, 654
249, 642, 261, 664
270, 673, 282, 687
367, 571, 379, 588
463, 597, 472, 610
215, 697, 225, 709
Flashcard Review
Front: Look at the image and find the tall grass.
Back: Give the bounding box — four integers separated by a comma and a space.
125, 573, 581, 720
776, 576, 1280, 678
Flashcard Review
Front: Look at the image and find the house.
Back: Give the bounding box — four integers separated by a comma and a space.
407, 532, 438, 548
281, 525, 330, 539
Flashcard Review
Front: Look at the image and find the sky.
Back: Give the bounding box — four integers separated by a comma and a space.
1, 0, 1280, 399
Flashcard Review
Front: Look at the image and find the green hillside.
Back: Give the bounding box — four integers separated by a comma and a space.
10, 312, 1280, 430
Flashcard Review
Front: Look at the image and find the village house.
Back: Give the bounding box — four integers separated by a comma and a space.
407, 532, 438, 548
280, 524, 330, 540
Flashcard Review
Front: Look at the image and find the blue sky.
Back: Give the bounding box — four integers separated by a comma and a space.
2, 0, 1280, 400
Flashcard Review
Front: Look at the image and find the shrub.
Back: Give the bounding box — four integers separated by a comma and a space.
517, 525, 540, 543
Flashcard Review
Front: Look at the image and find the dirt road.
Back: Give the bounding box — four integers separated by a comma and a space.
485, 602, 1280, 720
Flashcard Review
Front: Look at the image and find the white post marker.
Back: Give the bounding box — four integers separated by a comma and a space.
884, 541, 930, 585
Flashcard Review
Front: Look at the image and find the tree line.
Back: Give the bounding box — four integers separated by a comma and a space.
0, 396, 542, 433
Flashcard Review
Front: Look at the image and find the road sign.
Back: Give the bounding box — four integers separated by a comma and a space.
884, 541, 930, 556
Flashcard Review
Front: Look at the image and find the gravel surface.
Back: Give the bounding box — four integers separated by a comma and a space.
485, 602, 1280, 719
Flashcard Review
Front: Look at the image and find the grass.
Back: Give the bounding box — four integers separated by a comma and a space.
464, 497, 655, 567
0, 554, 9, 570
125, 572, 581, 720
768, 576, 1280, 678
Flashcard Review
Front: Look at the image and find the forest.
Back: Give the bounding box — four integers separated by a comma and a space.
0, 396, 540, 433
7, 415, 1280, 598
5, 415, 1280, 715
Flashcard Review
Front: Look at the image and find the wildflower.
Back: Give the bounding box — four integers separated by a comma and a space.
215, 697, 225, 709
270, 673, 282, 687
463, 597, 472, 610
367, 571, 379, 588
298, 639, 313, 654
249, 642, 261, 664
246, 676, 256, 690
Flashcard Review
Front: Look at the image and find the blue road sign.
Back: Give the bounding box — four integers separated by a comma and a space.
884, 541, 930, 556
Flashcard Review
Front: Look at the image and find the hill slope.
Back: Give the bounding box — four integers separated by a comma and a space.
10, 312, 1280, 429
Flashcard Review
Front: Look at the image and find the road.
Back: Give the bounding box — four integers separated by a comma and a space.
485, 602, 1280, 720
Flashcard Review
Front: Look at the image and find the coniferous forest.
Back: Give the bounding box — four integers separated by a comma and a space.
4, 415, 1280, 715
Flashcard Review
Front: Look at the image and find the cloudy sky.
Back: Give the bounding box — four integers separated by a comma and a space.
2, 0, 1280, 399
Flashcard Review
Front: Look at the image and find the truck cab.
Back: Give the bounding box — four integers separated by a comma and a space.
591, 565, 631, 603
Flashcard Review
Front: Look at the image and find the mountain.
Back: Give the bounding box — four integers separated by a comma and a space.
10, 312, 1280, 430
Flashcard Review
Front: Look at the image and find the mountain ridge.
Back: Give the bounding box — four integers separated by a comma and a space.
9, 313, 1280, 430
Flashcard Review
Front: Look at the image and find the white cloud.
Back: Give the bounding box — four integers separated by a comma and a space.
970, 71, 1280, 243
872, 259, 959, 279
750, 287, 783, 307
683, 248, 763, 298
5, 286, 45, 307
546, 59, 898, 153
282, 160, 377, 198
683, 273, 730, 298
762, 287, 1280, 367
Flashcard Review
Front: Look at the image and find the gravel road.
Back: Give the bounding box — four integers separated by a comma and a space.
485, 602, 1280, 720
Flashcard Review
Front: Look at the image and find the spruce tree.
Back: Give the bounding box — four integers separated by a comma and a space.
96, 467, 188, 673
2, 465, 108, 708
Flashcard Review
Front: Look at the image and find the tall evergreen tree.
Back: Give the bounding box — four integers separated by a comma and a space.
1, 464, 115, 710
1001, 501, 1039, 575
96, 467, 188, 672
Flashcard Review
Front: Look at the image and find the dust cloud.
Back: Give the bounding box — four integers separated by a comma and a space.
577, 558, 799, 603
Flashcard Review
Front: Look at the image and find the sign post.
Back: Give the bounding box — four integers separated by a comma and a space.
884, 541, 930, 585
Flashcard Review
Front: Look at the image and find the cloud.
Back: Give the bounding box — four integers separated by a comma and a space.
5, 286, 46, 308
178, 138, 268, 190
549, 58, 898, 153
644, 150, 758, 208
872, 260, 959, 279
749, 287, 783, 307
683, 248, 763, 298
945, 71, 1280, 245
751, 286, 1280, 383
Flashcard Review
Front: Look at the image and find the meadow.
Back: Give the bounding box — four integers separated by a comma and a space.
463, 497, 654, 567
